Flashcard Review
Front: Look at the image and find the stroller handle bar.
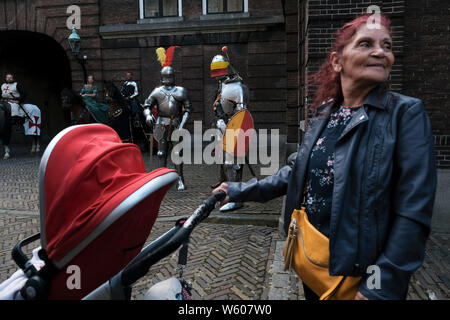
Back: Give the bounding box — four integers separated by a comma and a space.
83, 191, 226, 300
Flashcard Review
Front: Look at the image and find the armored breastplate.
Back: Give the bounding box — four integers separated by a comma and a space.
219, 80, 249, 115
155, 86, 184, 118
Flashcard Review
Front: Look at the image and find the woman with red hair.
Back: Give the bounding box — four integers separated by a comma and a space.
213, 14, 437, 300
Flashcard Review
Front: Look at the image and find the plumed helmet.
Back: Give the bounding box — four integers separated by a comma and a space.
155, 46, 180, 86
160, 66, 175, 86
210, 55, 229, 78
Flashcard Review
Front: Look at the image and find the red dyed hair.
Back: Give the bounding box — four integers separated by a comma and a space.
309, 14, 392, 113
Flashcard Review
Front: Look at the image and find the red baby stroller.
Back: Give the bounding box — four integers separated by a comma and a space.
4, 124, 224, 300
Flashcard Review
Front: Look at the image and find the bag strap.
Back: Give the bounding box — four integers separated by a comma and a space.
177, 241, 189, 278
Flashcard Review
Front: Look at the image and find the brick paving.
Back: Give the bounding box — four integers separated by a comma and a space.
0, 145, 449, 300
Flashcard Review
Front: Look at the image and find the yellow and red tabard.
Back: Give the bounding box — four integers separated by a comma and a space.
222, 109, 255, 157
210, 55, 230, 78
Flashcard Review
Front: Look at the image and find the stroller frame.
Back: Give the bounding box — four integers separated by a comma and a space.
12, 191, 225, 300
6, 123, 226, 300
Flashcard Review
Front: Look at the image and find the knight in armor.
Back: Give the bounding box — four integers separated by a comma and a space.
143, 46, 191, 190
210, 52, 249, 212
120, 71, 141, 116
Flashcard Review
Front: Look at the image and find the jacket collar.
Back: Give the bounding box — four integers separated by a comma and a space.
362, 84, 389, 110
301, 83, 390, 156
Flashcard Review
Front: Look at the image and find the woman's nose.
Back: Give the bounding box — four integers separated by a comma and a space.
371, 46, 386, 57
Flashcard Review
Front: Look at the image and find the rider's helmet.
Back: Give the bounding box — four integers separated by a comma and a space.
210, 55, 229, 79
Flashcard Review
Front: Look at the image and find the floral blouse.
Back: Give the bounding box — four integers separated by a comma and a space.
304, 106, 362, 238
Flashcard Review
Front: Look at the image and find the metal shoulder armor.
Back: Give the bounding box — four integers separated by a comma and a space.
144, 87, 161, 106
219, 80, 249, 115
174, 86, 192, 114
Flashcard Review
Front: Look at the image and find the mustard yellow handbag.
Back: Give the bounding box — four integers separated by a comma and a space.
283, 207, 362, 300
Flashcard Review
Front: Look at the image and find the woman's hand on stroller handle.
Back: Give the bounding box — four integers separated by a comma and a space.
182, 191, 226, 230
212, 183, 229, 207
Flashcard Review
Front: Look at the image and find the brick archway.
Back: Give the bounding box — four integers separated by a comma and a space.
0, 1, 103, 142
0, 30, 72, 142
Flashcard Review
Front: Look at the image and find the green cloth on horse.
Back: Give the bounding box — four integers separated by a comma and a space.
80, 85, 111, 125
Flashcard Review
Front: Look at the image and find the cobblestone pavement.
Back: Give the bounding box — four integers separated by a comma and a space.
0, 146, 449, 300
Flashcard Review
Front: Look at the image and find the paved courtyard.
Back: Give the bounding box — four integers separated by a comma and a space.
0, 145, 448, 300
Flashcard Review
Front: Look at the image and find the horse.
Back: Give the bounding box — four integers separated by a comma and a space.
61, 88, 93, 125
61, 84, 155, 151
0, 100, 41, 159
61, 86, 132, 143
102, 81, 133, 142
103, 81, 154, 149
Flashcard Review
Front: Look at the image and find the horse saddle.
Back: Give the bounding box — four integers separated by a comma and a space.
110, 108, 123, 118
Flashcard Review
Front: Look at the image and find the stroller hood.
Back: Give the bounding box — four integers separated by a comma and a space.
37, 124, 177, 298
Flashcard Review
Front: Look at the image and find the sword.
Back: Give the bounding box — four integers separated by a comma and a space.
9, 93, 33, 123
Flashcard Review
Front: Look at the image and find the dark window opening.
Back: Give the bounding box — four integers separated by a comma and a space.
144, 0, 178, 18
207, 0, 244, 14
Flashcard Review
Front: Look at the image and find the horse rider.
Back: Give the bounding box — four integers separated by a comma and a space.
143, 46, 191, 191
210, 53, 249, 212
1, 73, 41, 159
1, 73, 27, 118
120, 71, 141, 116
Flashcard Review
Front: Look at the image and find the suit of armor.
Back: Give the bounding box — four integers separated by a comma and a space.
214, 77, 249, 133
144, 66, 191, 190
213, 70, 249, 211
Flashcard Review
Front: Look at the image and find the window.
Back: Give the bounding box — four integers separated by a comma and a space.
140, 0, 182, 19
205, 0, 247, 14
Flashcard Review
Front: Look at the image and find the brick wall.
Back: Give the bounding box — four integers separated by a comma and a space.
100, 31, 286, 133
1, 0, 448, 167
306, 0, 405, 96
285, 0, 299, 143
293, 0, 449, 168
0, 0, 287, 138
0, 0, 102, 140
403, 0, 450, 169
98, 0, 287, 133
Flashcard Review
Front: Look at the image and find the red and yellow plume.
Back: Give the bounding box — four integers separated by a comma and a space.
156, 46, 180, 67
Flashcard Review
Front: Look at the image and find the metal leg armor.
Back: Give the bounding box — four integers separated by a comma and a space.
157, 132, 169, 168
3, 145, 10, 160
172, 135, 186, 190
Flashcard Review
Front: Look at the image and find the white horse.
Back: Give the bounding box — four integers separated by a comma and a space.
0, 101, 41, 159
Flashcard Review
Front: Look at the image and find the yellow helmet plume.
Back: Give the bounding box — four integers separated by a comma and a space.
155, 47, 166, 67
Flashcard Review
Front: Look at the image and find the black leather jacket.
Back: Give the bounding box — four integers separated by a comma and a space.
227, 85, 437, 299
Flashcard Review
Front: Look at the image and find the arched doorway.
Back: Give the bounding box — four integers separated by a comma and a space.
0, 30, 72, 143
